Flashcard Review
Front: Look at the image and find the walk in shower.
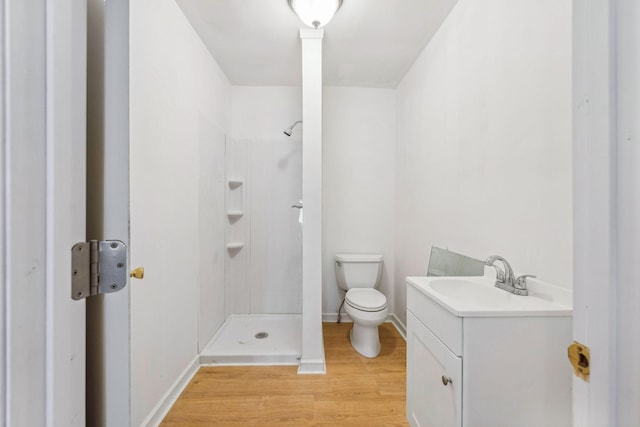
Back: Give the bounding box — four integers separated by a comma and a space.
200, 90, 304, 366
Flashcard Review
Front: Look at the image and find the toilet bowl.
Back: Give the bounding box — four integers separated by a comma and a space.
344, 288, 388, 357
335, 253, 388, 358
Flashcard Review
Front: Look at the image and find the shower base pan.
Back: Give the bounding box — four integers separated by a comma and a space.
200, 314, 301, 366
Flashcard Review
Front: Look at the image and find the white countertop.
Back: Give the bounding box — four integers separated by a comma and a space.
407, 270, 572, 317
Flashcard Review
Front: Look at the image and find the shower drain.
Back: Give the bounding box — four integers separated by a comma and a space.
255, 332, 269, 339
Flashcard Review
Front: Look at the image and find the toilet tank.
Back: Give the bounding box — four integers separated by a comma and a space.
335, 254, 383, 291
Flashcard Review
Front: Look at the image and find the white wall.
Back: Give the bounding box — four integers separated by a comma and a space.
394, 0, 572, 325
323, 87, 397, 318
130, 0, 230, 424
230, 86, 303, 314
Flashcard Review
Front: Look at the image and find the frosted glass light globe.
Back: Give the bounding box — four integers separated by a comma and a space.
289, 0, 343, 29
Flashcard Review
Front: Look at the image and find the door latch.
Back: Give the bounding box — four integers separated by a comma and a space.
71, 240, 128, 300
568, 341, 590, 381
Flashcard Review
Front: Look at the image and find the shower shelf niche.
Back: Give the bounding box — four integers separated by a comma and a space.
227, 210, 244, 219
227, 178, 244, 189
226, 172, 245, 256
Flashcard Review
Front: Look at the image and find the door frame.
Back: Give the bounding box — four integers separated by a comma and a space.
572, 0, 639, 425
86, 0, 131, 425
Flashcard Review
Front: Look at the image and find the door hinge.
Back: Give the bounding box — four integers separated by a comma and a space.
71, 240, 127, 300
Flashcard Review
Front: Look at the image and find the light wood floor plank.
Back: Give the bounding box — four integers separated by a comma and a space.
161, 322, 408, 426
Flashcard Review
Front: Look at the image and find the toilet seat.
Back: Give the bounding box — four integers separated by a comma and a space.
346, 289, 387, 312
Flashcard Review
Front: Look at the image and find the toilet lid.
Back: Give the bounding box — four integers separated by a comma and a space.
336, 253, 383, 263
346, 289, 387, 312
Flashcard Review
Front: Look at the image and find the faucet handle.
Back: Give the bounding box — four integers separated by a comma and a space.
515, 274, 536, 289
488, 264, 506, 283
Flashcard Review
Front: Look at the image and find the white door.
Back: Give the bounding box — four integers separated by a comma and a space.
2, 0, 132, 425
1, 0, 87, 425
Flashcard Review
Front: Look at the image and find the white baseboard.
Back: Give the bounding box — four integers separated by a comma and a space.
322, 312, 352, 323
143, 355, 200, 427
322, 312, 407, 341
389, 313, 407, 340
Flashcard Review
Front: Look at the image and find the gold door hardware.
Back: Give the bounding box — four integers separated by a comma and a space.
130, 267, 145, 279
568, 341, 590, 381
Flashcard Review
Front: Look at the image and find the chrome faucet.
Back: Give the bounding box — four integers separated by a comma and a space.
485, 255, 535, 296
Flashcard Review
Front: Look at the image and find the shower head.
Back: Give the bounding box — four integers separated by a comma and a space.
284, 120, 302, 136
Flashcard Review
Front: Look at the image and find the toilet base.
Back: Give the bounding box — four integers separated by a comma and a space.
350, 322, 381, 358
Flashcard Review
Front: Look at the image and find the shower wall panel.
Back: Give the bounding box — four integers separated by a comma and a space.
198, 122, 226, 351
224, 136, 249, 316
230, 86, 303, 314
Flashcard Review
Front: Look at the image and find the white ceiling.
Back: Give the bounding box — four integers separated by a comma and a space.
176, 0, 458, 88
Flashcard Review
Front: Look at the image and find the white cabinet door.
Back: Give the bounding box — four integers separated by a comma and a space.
407, 312, 462, 427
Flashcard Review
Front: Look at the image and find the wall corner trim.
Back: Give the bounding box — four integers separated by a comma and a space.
389, 314, 407, 340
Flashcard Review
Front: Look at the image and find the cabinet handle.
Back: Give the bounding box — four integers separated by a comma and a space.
441, 375, 452, 386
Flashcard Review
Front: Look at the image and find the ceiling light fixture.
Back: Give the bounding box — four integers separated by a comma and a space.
288, 0, 343, 29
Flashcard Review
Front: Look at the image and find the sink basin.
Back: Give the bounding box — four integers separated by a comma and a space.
407, 275, 572, 317
429, 278, 510, 305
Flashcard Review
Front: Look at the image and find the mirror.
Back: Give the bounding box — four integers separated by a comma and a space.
427, 246, 485, 277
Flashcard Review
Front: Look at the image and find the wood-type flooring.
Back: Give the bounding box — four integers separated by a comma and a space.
161, 322, 408, 426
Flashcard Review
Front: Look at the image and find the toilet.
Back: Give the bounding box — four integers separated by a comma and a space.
335, 253, 388, 358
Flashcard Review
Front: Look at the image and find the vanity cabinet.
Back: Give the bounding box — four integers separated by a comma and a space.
407, 312, 461, 427
406, 280, 572, 427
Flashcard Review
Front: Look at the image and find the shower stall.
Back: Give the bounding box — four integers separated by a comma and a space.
201, 30, 325, 372
200, 89, 305, 366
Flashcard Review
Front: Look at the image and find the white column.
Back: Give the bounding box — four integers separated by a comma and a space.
298, 28, 325, 374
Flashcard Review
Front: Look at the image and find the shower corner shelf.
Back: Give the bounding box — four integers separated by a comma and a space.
226, 242, 244, 250
227, 178, 244, 189
227, 211, 244, 219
